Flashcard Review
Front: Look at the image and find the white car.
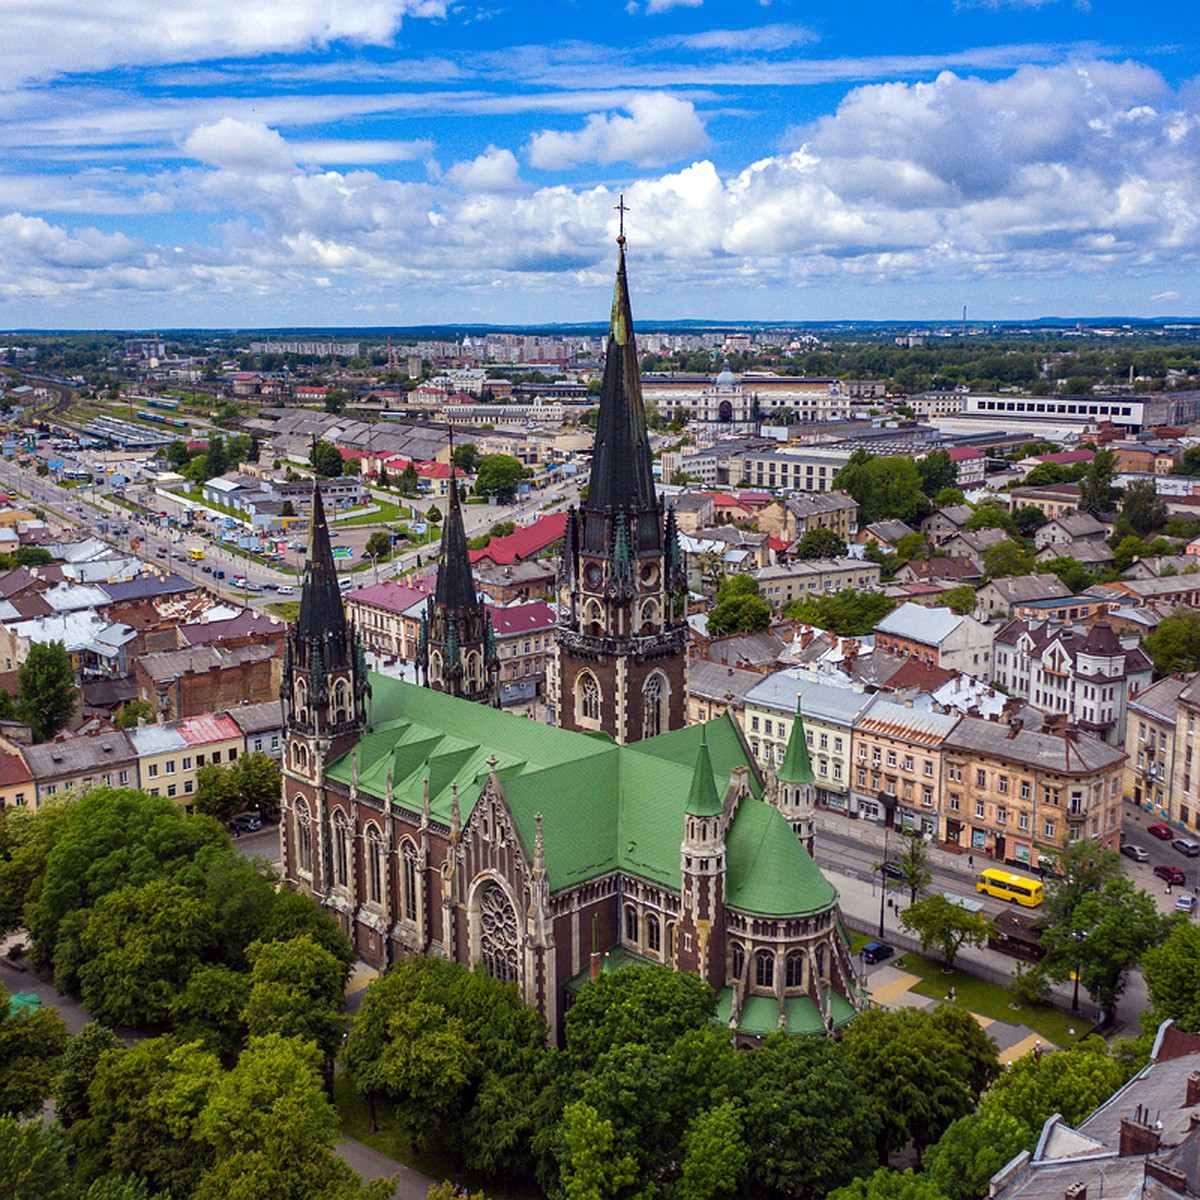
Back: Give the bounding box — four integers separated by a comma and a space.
277, 585, 295, 595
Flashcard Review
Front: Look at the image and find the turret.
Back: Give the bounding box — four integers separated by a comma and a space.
677, 729, 727, 990
776, 700, 817, 854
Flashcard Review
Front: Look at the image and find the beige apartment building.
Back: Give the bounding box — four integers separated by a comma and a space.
756, 491, 858, 543
1125, 676, 1189, 821
753, 559, 881, 610
1167, 676, 1200, 834
130, 712, 244, 811
941, 718, 1125, 866
344, 580, 431, 662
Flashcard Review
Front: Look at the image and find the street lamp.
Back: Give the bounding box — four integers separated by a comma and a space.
877, 798, 893, 939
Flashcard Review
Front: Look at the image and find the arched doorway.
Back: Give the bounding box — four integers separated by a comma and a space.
718, 399, 733, 422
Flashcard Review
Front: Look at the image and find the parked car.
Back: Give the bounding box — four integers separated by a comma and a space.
202, 565, 213, 574
1173, 838, 1200, 858
226, 814, 262, 835
1175, 893, 1198, 914
879, 861, 905, 881
155, 547, 166, 557
861, 941, 894, 965
1154, 864, 1187, 886
1120, 843, 1151, 862
1147, 824, 1174, 840
277, 585, 295, 595
215, 569, 225, 579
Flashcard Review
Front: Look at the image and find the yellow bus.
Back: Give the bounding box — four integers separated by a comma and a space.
187, 547, 204, 561
976, 868, 1044, 908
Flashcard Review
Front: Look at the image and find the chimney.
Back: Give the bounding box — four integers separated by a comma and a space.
800, 627, 814, 649
1064, 1185, 1086, 1200
1118, 1114, 1161, 1158
1187, 1070, 1200, 1107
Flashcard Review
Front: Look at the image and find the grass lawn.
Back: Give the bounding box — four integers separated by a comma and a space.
333, 1075, 541, 1200
335, 498, 404, 526
846, 931, 1083, 1046
265, 601, 300, 622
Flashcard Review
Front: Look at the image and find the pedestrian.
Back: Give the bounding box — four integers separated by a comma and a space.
968, 853, 974, 869
1167, 883, 1172, 895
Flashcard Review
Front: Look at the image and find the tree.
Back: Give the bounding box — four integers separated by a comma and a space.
324, 388, 348, 414
676, 1100, 750, 1200
1142, 920, 1200, 1032
742, 1035, 878, 1199
0, 985, 70, 1117
793, 527, 847, 559
1145, 607, 1200, 675
1078, 448, 1117, 516
1041, 556, 1092, 594
1111, 534, 1146, 571
934, 487, 966, 508
473, 454, 531, 503
282, 499, 297, 517
427, 504, 442, 523
918, 451, 958, 498
963, 502, 1015, 534
0, 1116, 75, 1200
893, 828, 933, 904
942, 585, 977, 616
196, 753, 281, 823
834, 451, 930, 525
452, 442, 479, 474
54, 1019, 123, 1127
364, 531, 392, 560
1039, 840, 1123, 928
114, 699, 155, 729
707, 574, 771, 637
784, 589, 895, 636
397, 463, 419, 496
982, 539, 1034, 580
901, 895, 993, 970
842, 1006, 998, 1160
1012, 505, 1048, 538
194, 762, 242, 823
310, 441, 344, 479
829, 1169, 949, 1200
376, 464, 390, 489
1119, 478, 1167, 538
558, 1101, 639, 1200
17, 640, 77, 742
1039, 877, 1172, 1021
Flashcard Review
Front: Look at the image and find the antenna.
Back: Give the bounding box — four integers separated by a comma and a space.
962, 305, 967, 338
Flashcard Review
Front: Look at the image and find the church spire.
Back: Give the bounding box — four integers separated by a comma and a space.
434, 433, 476, 611
584, 232, 658, 522
296, 475, 348, 645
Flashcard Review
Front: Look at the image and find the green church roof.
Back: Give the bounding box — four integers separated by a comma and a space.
685, 732, 723, 817
326, 675, 836, 917
776, 703, 816, 786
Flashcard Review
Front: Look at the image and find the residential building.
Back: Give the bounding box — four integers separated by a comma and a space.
468, 511, 566, 569
920, 505, 974, 545
946, 446, 986, 487
474, 559, 556, 605
669, 494, 715, 534
850, 698, 960, 831
992, 619, 1151, 746
129, 712, 242, 810
344, 580, 432, 662
873, 602, 995, 679
22, 727, 138, 806
491, 601, 556, 706
685, 659, 762, 725
0, 751, 34, 810
1125, 675, 1190, 818
975, 573, 1072, 620
939, 527, 1008, 570
737, 446, 856, 493
855, 519, 914, 548
941, 717, 1125, 863
1166, 675, 1200, 834
1006, 483, 1082, 519
744, 671, 875, 815
753, 559, 882, 609
134, 642, 283, 721
1033, 512, 1109, 554
757, 491, 858, 544
230, 699, 285, 760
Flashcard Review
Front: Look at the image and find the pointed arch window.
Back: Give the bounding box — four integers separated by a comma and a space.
366, 826, 384, 905
755, 950, 775, 990
646, 913, 661, 956
332, 812, 350, 888
785, 951, 804, 989
479, 883, 519, 984
333, 679, 349, 726
401, 840, 419, 922
578, 672, 601, 725
643, 673, 665, 738
731, 942, 745, 979
294, 798, 312, 875
624, 904, 639, 946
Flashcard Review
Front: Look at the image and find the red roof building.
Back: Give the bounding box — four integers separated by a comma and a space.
469, 511, 567, 567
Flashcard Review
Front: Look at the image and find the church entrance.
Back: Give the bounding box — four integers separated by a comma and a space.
718, 399, 733, 422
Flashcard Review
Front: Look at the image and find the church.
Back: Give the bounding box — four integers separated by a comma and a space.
279, 233, 863, 1042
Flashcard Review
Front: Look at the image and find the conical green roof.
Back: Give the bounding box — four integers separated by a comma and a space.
777, 703, 816, 786
686, 732, 724, 817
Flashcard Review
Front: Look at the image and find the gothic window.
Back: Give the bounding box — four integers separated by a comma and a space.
815, 945, 826, 978
294, 798, 312, 875
646, 913, 661, 956
624, 904, 639, 945
643, 673, 665, 739
465, 651, 482, 688
429, 650, 443, 684
640, 600, 658, 634
666, 922, 676, 963
401, 840, 418, 922
577, 672, 601, 726
294, 679, 309, 726
731, 942, 745, 979
366, 825, 384, 905
478, 883, 519, 984
333, 680, 349, 726
786, 952, 804, 989
584, 599, 603, 636
332, 812, 349, 888
755, 950, 775, 990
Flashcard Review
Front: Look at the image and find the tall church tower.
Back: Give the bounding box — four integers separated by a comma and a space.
555, 226, 688, 743
417, 451, 500, 705
281, 479, 371, 890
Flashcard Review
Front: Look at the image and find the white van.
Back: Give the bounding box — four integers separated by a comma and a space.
277, 585, 295, 595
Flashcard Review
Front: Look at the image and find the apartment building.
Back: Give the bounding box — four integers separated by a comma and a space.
850, 698, 960, 832
491, 601, 556, 706
1166, 676, 1200, 834
992, 619, 1152, 747
941, 718, 1125, 865
22, 728, 137, 806
344, 580, 432, 662
753, 559, 882, 609
873, 602, 995, 680
1125, 675, 1191, 819
686, 659, 762, 726
131, 712, 243, 811
0, 751, 34, 810
744, 670, 875, 814
737, 447, 855, 493
230, 700, 285, 760
756, 491, 858, 543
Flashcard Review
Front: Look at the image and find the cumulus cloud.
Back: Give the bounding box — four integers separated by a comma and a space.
527, 93, 709, 169
184, 119, 296, 174
7, 0, 447, 84
446, 146, 524, 193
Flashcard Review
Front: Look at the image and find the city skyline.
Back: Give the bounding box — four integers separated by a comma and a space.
3, 0, 1199, 329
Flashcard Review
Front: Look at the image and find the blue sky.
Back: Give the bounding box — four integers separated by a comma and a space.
2, 0, 1199, 329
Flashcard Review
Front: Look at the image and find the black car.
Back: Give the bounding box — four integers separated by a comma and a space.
861, 941, 894, 965
879, 860, 905, 881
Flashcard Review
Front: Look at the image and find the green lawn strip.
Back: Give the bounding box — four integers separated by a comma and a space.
265, 602, 300, 622
334, 498, 403, 525
333, 1075, 540, 1200
892, 951, 1082, 1046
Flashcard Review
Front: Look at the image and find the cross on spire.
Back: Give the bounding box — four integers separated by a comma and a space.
614, 193, 629, 244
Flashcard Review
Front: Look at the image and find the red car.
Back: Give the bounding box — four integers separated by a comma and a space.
1154, 864, 1187, 886
1147, 824, 1174, 840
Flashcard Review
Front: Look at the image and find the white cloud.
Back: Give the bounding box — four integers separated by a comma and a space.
183, 118, 295, 174
671, 23, 816, 52
290, 139, 434, 165
6, 0, 447, 84
644, 0, 704, 12
1152, 290, 1181, 301
446, 146, 524, 193
527, 93, 709, 169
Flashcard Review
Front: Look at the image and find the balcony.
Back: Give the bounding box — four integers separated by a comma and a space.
1066, 806, 1089, 823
